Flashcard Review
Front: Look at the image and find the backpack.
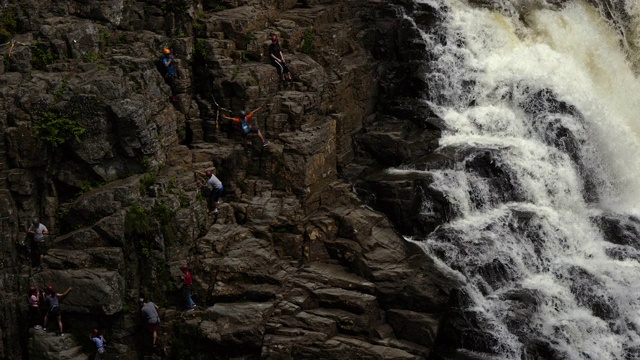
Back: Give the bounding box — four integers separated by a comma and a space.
241, 121, 250, 134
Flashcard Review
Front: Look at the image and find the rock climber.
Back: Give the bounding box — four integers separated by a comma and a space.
221, 103, 270, 147
27, 285, 43, 330
28, 217, 48, 271
194, 168, 224, 214
179, 264, 196, 311
139, 297, 161, 349
90, 328, 107, 359
43, 285, 74, 336
268, 34, 292, 83
161, 48, 176, 88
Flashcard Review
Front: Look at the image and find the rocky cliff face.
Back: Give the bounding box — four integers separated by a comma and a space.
0, 0, 458, 359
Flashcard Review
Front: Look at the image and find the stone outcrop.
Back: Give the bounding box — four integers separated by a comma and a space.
0, 0, 464, 359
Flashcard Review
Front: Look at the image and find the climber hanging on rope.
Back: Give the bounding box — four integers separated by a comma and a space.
221, 103, 270, 147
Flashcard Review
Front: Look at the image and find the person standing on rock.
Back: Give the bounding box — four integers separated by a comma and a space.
43, 285, 73, 336
268, 34, 292, 83
221, 103, 270, 147
180, 264, 196, 311
195, 168, 224, 214
27, 285, 43, 330
140, 297, 161, 349
90, 327, 107, 359
268, 34, 293, 83
28, 217, 48, 271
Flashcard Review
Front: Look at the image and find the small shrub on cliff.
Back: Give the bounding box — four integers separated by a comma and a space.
31, 43, 56, 70
83, 51, 101, 63
300, 26, 315, 54
124, 201, 179, 256
0, 6, 19, 43
124, 203, 154, 256
193, 38, 207, 62
36, 111, 85, 147
140, 172, 158, 193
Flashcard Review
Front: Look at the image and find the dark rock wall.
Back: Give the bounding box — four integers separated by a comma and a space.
0, 0, 461, 359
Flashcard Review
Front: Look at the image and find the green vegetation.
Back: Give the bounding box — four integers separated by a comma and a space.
178, 191, 190, 208
193, 21, 204, 31
124, 201, 179, 257
78, 180, 104, 196
0, 6, 19, 43
212, 3, 228, 12
140, 172, 158, 193
167, 176, 176, 191
54, 78, 68, 102
31, 43, 56, 70
231, 63, 241, 80
98, 28, 121, 48
83, 51, 101, 63
300, 26, 315, 54
36, 111, 85, 147
193, 38, 207, 61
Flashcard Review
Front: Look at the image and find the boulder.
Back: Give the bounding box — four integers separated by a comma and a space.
33, 268, 124, 315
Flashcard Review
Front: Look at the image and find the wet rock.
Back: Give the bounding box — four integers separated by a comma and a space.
386, 309, 439, 348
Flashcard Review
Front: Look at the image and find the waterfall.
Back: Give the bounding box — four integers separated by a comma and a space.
404, 0, 640, 358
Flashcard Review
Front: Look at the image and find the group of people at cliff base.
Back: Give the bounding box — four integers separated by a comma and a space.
24, 215, 194, 355
26, 273, 192, 356
28, 284, 109, 358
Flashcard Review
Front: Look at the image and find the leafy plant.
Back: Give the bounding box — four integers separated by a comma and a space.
83, 51, 101, 63
36, 111, 85, 147
178, 191, 190, 208
98, 28, 119, 48
124, 201, 178, 255
54, 78, 68, 102
231, 63, 241, 79
193, 38, 207, 61
124, 203, 154, 257
31, 43, 56, 70
0, 6, 18, 43
300, 26, 315, 54
140, 172, 158, 193
78, 180, 104, 196
212, 3, 228, 12
167, 176, 176, 191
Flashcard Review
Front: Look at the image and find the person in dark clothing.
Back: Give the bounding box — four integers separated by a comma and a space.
268, 34, 292, 82
43, 285, 74, 336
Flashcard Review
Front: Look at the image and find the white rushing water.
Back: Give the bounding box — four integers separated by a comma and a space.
406, 0, 640, 358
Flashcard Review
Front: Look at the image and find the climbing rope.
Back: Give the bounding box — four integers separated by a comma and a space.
1, 39, 30, 58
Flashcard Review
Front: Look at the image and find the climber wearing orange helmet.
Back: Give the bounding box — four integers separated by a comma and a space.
161, 48, 176, 87
268, 34, 292, 83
